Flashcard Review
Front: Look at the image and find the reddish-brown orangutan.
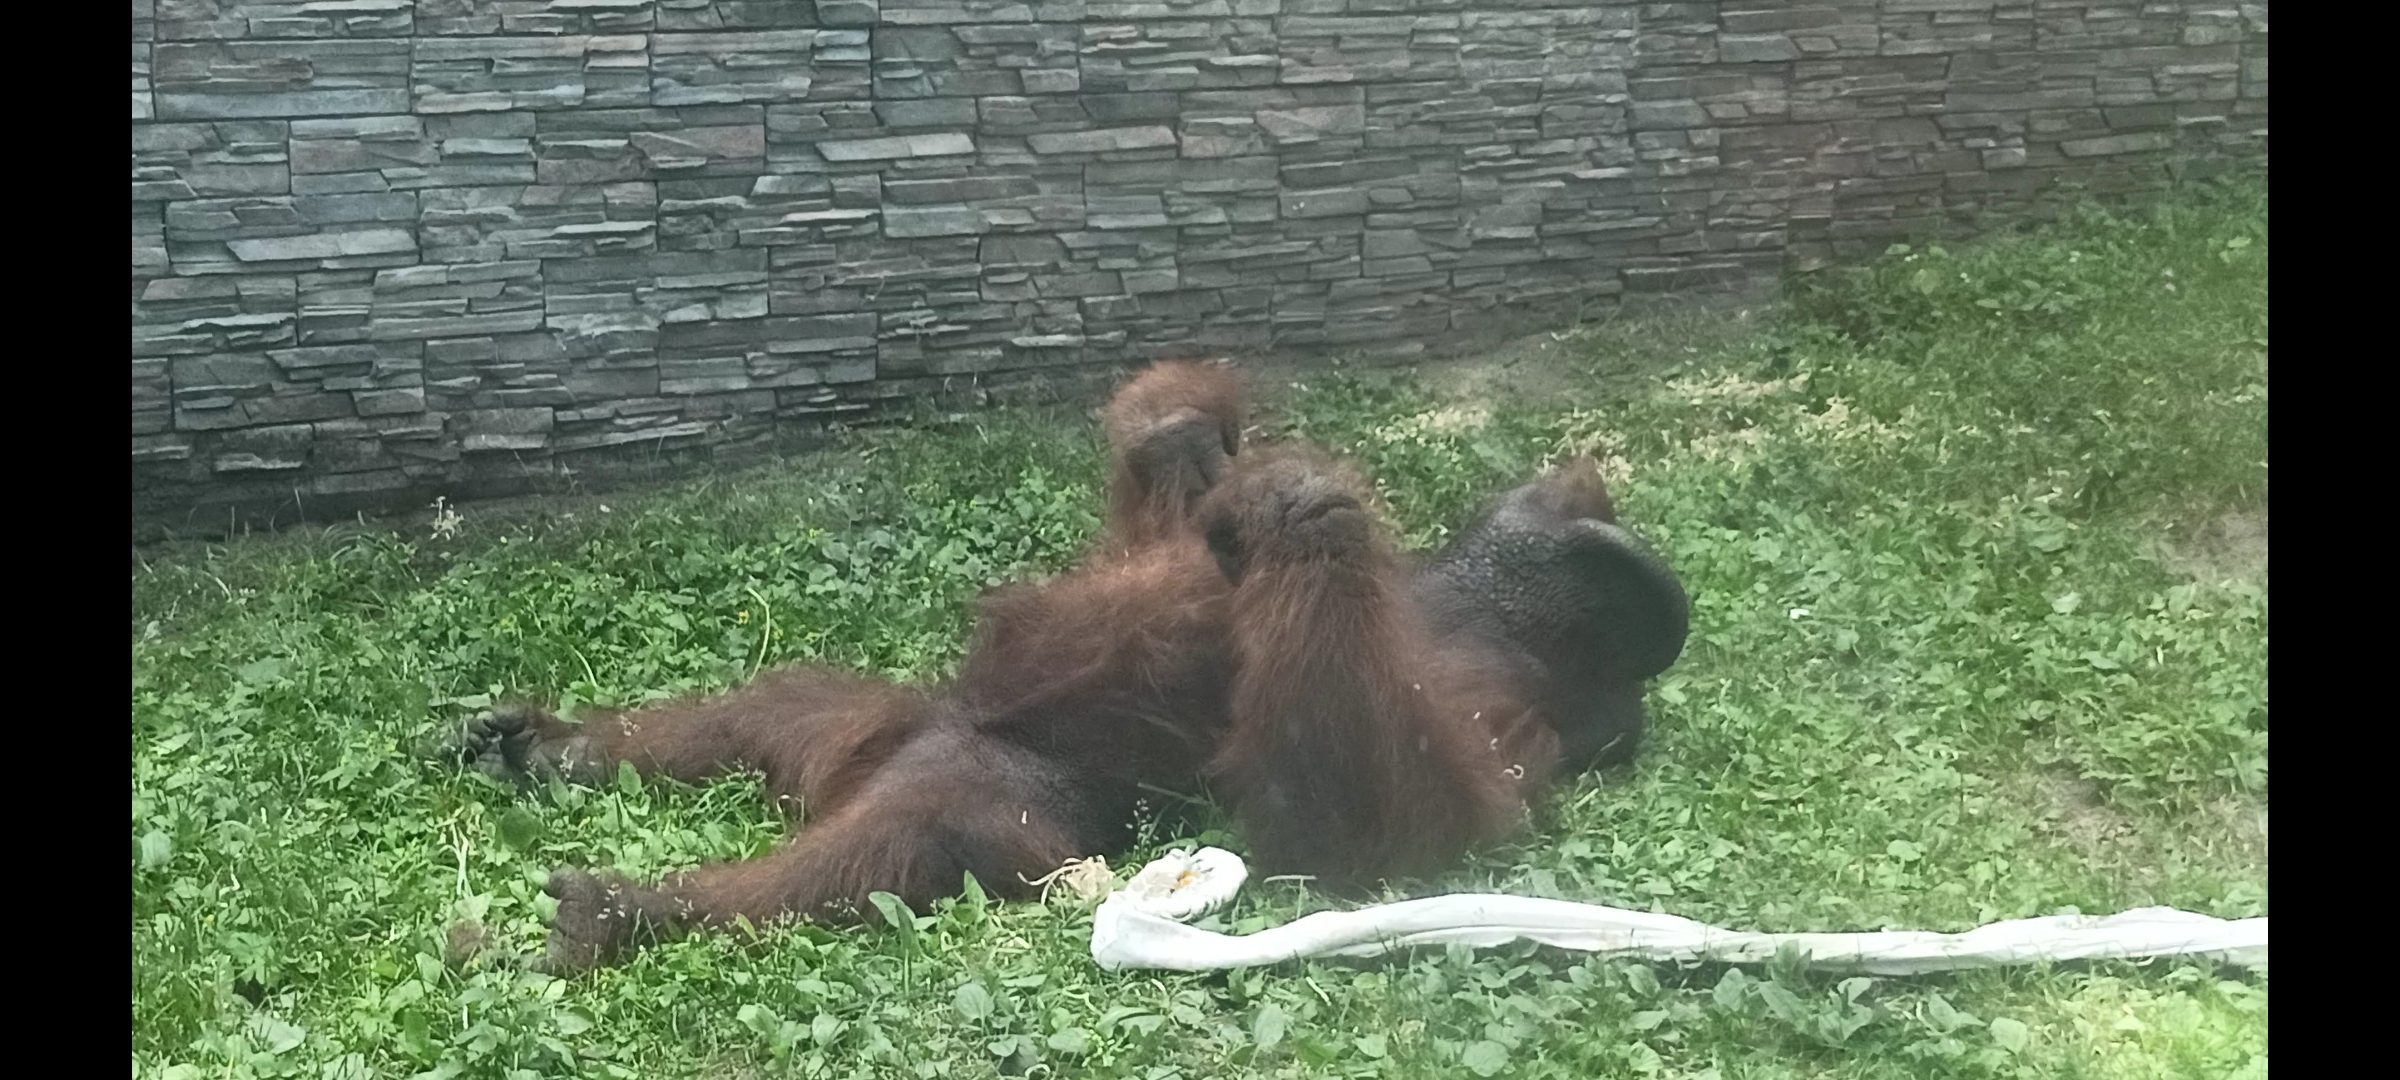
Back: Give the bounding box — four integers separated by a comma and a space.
444, 360, 1688, 972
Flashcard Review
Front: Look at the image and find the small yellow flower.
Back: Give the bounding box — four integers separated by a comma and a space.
736, 610, 750, 624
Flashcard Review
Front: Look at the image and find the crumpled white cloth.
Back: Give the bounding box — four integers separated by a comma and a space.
1089, 848, 2267, 975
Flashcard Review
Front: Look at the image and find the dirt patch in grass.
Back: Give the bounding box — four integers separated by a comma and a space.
2155, 508, 2268, 586
2023, 768, 2267, 904
1414, 308, 1766, 406
2036, 770, 2140, 853
1238, 306, 1772, 429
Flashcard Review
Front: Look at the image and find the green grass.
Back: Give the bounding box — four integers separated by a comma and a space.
132, 174, 2267, 1080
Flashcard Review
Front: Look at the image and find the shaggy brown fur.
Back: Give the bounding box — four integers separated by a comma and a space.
445, 359, 1685, 972
1198, 449, 1553, 881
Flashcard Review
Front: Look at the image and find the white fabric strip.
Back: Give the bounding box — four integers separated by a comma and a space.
1088, 849, 2267, 975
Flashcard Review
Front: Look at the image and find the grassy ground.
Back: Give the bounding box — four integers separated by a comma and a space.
132, 175, 2267, 1080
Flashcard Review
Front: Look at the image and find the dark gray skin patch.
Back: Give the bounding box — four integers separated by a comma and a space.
1412, 482, 1691, 773
441, 705, 606, 790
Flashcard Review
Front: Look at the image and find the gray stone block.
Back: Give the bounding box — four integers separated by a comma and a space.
632, 126, 767, 169
1021, 68, 1081, 94
228, 229, 417, 262
294, 193, 420, 225
371, 310, 546, 341
1628, 100, 1710, 130
1281, 189, 1372, 219
355, 387, 428, 416
1026, 126, 1178, 154
875, 98, 979, 128
1256, 105, 1366, 144
819, 0, 880, 27
440, 138, 534, 160
1719, 34, 1801, 64
2059, 131, 2177, 157
884, 206, 989, 238
157, 89, 412, 120
817, 132, 975, 160
1082, 94, 1182, 123
884, 176, 1040, 204
185, 163, 293, 196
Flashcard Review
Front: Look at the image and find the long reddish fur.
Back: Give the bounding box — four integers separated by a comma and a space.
480, 359, 1579, 969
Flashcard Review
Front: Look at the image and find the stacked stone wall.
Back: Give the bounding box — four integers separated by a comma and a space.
132, 1, 2267, 531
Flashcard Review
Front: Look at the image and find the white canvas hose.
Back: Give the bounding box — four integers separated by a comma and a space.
1089, 848, 2267, 975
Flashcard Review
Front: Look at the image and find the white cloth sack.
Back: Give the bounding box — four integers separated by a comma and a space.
1089, 848, 2267, 975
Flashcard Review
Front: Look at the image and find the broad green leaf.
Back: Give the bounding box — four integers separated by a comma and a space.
138, 829, 173, 870
1046, 1027, 1090, 1056
1251, 1004, 1286, 1052
497, 807, 543, 851
1462, 1040, 1510, 1077
1990, 1016, 2030, 1054
952, 981, 994, 1022
553, 1007, 594, 1036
